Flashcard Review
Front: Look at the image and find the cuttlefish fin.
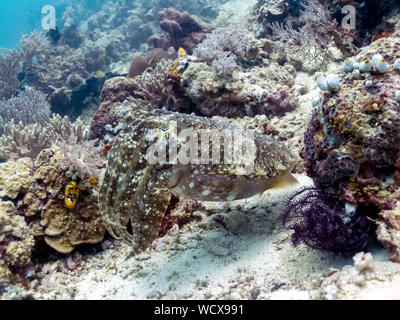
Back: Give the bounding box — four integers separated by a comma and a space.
268, 170, 299, 190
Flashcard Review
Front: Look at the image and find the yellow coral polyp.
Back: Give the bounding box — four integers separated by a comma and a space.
178, 47, 187, 58
90, 175, 98, 187
348, 182, 359, 191
64, 181, 79, 209
168, 59, 181, 78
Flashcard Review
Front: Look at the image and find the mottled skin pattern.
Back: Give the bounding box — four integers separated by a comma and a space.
99, 109, 297, 253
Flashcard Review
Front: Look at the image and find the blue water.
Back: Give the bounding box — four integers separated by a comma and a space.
0, 0, 57, 48
0, 0, 104, 49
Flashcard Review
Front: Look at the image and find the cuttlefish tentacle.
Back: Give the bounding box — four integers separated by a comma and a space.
99, 110, 297, 253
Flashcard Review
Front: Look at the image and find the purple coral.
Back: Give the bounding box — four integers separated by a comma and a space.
282, 186, 370, 256
193, 23, 254, 78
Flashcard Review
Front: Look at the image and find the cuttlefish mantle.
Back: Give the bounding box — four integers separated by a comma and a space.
99, 110, 298, 254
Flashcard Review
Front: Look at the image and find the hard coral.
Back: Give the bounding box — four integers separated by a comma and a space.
0, 201, 35, 284
282, 186, 370, 256
148, 8, 212, 54
193, 23, 256, 78
0, 114, 88, 160
303, 28, 400, 261
0, 31, 51, 99
0, 146, 106, 268
0, 88, 51, 136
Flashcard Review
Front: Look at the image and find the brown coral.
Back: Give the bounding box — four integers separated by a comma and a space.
0, 146, 106, 281
148, 8, 212, 54
303, 28, 400, 261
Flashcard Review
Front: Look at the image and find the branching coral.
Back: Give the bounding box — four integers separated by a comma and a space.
0, 31, 50, 99
57, 139, 106, 183
193, 23, 255, 77
282, 186, 371, 256
0, 50, 21, 100
16, 31, 51, 68
268, 1, 357, 70
0, 88, 52, 135
0, 114, 88, 160
47, 113, 88, 145
0, 121, 53, 160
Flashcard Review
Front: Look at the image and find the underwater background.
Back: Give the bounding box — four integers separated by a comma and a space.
1, 0, 400, 300
0, 0, 104, 48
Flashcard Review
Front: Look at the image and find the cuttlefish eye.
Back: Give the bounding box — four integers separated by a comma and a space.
157, 121, 174, 136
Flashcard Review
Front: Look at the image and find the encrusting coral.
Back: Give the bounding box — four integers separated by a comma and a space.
0, 145, 106, 281
148, 8, 213, 53
182, 60, 298, 117
0, 159, 36, 285
302, 27, 400, 260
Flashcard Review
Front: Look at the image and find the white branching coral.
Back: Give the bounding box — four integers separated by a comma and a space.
193, 23, 254, 77
0, 121, 52, 160
0, 88, 51, 136
57, 139, 106, 183
268, 1, 356, 70
0, 114, 88, 160
0, 31, 50, 99
131, 59, 177, 110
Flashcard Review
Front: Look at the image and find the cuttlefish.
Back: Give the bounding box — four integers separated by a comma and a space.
99, 109, 298, 254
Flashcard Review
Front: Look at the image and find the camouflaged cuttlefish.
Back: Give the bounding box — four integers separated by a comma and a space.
99, 109, 298, 253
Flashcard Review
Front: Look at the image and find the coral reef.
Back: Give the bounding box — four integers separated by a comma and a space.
303, 28, 400, 260
0, 88, 51, 136
192, 23, 257, 78
148, 8, 213, 53
0, 114, 88, 160
0, 31, 51, 99
0, 145, 106, 283
253, 0, 359, 71
0, 159, 36, 285
269, 1, 356, 70
182, 61, 298, 117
